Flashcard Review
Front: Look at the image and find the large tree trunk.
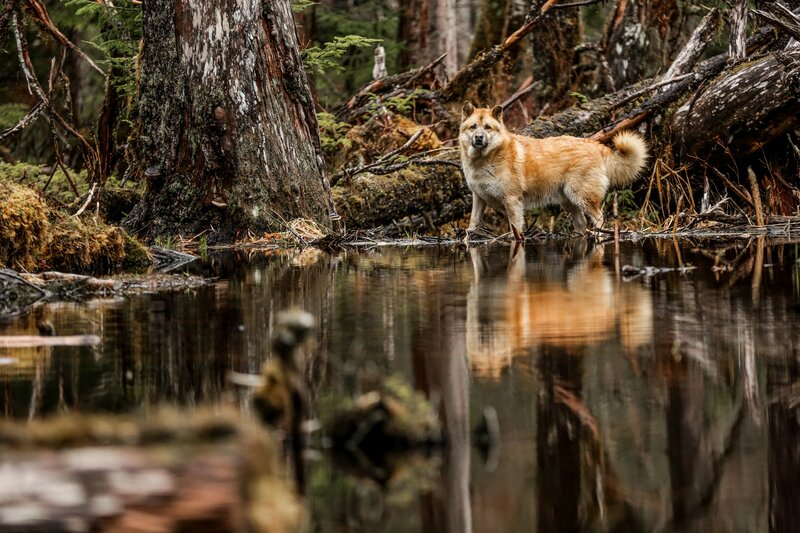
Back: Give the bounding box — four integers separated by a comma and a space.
125, 0, 332, 242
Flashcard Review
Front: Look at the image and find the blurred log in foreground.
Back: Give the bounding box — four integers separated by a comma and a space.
0, 409, 302, 533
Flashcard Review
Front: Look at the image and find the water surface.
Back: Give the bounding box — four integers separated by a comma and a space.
2, 238, 799, 532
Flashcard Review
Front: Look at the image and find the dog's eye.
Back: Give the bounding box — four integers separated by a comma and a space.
485, 125, 493, 131
470, 124, 477, 130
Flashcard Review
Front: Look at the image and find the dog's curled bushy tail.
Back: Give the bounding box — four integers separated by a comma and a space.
605, 131, 649, 187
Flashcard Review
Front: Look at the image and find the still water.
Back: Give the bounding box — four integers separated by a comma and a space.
2, 238, 800, 532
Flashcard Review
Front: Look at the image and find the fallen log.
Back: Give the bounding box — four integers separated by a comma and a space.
332, 159, 469, 234
0, 408, 302, 533
671, 45, 800, 160
0, 334, 101, 348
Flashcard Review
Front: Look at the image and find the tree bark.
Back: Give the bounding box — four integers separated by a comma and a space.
125, 0, 332, 242
397, 0, 431, 70
530, 6, 581, 114
602, 0, 680, 90
729, 0, 749, 60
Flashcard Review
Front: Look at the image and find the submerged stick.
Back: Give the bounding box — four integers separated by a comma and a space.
748, 167, 765, 227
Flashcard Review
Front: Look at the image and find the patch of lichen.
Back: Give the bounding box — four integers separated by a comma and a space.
0, 181, 50, 270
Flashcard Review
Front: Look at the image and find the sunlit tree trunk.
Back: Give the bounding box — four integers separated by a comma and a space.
397, 0, 463, 75
125, 0, 332, 242
437, 0, 459, 75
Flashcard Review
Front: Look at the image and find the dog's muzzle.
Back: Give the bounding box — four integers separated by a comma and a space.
472, 135, 487, 148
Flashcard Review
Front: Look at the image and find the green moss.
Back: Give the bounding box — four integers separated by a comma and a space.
0, 162, 90, 206
0, 181, 50, 270
44, 216, 129, 272
122, 233, 152, 268
0, 180, 150, 273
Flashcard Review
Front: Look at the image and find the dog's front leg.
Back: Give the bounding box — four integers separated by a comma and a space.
503, 196, 525, 241
467, 193, 487, 232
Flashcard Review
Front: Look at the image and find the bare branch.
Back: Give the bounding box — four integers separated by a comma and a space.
331, 128, 427, 185
552, 0, 606, 8
73, 183, 98, 217
0, 102, 44, 141
609, 73, 694, 111
753, 3, 800, 43
12, 9, 100, 180
23, 0, 106, 76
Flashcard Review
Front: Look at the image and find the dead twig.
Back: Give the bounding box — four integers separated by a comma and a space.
608, 73, 694, 111
332, 128, 436, 185
357, 158, 463, 177
73, 183, 97, 217
11, 9, 100, 181
500, 76, 542, 110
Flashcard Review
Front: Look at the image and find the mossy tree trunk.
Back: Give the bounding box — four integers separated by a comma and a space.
530, 7, 580, 114
125, 0, 332, 242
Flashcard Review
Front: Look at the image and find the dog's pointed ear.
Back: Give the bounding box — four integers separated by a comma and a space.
462, 101, 475, 119
491, 105, 504, 122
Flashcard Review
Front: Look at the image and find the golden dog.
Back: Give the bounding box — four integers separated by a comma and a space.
459, 102, 648, 239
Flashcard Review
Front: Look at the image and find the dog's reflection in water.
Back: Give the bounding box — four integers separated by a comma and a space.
466, 242, 653, 378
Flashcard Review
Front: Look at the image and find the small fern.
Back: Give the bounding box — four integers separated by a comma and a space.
366, 89, 424, 118
291, 0, 317, 12
317, 112, 352, 154
569, 91, 590, 104
302, 35, 381, 75
62, 0, 142, 98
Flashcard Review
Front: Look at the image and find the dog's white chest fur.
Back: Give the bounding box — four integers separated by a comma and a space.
463, 159, 504, 204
